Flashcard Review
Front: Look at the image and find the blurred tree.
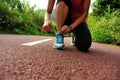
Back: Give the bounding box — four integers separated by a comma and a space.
1, 0, 22, 11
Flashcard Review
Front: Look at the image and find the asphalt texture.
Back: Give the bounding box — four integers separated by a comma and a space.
0, 34, 120, 80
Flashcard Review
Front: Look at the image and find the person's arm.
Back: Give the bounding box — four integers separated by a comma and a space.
70, 0, 91, 29
44, 0, 55, 20
60, 0, 91, 34
42, 0, 55, 32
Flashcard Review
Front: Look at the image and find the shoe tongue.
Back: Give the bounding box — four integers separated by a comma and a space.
56, 33, 63, 43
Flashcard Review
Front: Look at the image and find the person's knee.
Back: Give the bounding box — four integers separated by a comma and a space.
75, 41, 91, 52
57, 1, 66, 6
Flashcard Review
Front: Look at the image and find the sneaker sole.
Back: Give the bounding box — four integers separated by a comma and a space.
53, 45, 66, 50
71, 42, 75, 46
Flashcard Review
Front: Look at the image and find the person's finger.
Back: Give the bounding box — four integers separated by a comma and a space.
61, 27, 67, 34
45, 26, 50, 32
62, 27, 70, 34
42, 25, 49, 32
43, 24, 52, 32
46, 24, 52, 32
48, 24, 52, 32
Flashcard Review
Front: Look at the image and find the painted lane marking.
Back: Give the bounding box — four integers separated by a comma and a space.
21, 38, 52, 46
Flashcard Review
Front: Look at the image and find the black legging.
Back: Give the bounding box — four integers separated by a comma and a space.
73, 23, 92, 51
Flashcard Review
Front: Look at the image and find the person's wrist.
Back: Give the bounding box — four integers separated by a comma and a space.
44, 19, 50, 23
45, 12, 51, 20
44, 19, 50, 22
67, 25, 73, 31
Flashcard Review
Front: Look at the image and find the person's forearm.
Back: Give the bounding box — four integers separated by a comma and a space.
47, 0, 55, 14
44, 12, 51, 21
70, 12, 88, 29
70, 0, 90, 29
44, 0, 55, 21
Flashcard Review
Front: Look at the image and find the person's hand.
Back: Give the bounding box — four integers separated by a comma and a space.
42, 20, 52, 33
60, 25, 73, 34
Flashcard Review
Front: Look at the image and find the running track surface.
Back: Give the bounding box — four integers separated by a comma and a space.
0, 34, 120, 80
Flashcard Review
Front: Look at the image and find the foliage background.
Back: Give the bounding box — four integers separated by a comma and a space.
89, 0, 120, 45
0, 0, 120, 45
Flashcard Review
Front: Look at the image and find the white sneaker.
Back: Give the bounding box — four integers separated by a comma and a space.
71, 33, 75, 46
53, 42, 65, 50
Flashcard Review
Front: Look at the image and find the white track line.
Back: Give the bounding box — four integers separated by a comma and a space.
21, 38, 52, 46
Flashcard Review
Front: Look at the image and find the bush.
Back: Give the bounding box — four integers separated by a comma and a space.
0, 0, 46, 35
88, 10, 120, 45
